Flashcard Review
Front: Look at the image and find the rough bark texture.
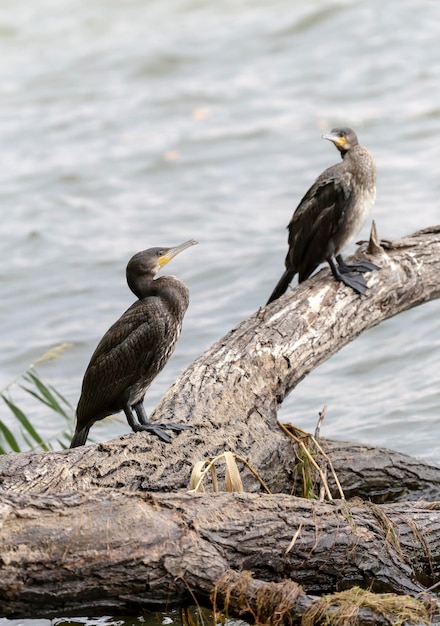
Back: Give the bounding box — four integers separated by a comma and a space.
0, 226, 440, 622
0, 226, 439, 499
0, 490, 439, 619
1, 436, 439, 503
322, 439, 440, 503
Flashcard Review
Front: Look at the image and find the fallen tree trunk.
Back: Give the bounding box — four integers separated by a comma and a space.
0, 490, 439, 620
0, 226, 439, 622
1, 436, 439, 502
0, 226, 439, 499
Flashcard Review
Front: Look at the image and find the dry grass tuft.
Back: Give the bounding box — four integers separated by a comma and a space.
212, 570, 302, 626
188, 452, 271, 494
278, 415, 344, 502
302, 587, 435, 626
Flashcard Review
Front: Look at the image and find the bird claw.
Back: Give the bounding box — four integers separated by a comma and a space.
133, 422, 190, 443
134, 423, 172, 443
334, 257, 380, 295
158, 422, 191, 432
338, 259, 380, 274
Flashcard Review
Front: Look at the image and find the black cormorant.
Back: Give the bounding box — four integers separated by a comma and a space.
267, 128, 378, 305
70, 239, 198, 448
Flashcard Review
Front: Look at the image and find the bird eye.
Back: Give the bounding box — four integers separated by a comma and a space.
157, 250, 164, 257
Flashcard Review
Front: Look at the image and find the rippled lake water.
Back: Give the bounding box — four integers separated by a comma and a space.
1, 0, 439, 620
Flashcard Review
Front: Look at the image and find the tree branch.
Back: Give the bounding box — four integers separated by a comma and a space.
1, 225, 440, 623
0, 225, 438, 499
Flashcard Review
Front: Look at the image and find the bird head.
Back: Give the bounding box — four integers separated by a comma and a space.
126, 240, 198, 298
323, 127, 359, 156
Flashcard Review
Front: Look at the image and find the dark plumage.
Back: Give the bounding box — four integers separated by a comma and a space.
70, 240, 198, 448
267, 127, 378, 305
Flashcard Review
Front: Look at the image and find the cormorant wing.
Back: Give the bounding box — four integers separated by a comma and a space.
287, 166, 353, 281
76, 299, 168, 422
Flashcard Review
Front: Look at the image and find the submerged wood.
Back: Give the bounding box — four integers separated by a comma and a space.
0, 225, 439, 621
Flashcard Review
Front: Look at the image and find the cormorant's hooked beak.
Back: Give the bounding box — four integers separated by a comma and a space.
158, 239, 198, 267
322, 131, 346, 149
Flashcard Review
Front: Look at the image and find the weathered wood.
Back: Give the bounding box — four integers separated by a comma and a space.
322, 439, 440, 502
0, 226, 439, 622
0, 226, 439, 500
1, 436, 439, 503
0, 490, 439, 619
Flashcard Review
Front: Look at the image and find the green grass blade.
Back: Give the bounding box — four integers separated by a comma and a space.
1, 348, 76, 453
21, 371, 72, 419
0, 416, 21, 452
50, 384, 74, 412
1, 395, 48, 449
22, 430, 53, 452
21, 430, 35, 450
19, 386, 54, 409
23, 370, 64, 407
20, 385, 72, 420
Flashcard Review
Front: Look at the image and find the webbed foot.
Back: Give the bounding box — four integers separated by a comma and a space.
337, 271, 368, 296
132, 423, 172, 443
336, 255, 380, 274
131, 403, 190, 442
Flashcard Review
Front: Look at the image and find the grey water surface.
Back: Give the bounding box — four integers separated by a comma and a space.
0, 0, 439, 620
1, 0, 439, 457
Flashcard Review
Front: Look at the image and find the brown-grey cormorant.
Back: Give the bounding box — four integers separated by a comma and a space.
70, 239, 197, 448
267, 128, 378, 305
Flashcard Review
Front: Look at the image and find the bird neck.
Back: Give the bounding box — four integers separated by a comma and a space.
130, 275, 189, 311
127, 273, 157, 299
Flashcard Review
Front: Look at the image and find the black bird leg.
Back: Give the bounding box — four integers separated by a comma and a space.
336, 254, 380, 274
124, 405, 172, 443
135, 402, 191, 436
328, 257, 368, 296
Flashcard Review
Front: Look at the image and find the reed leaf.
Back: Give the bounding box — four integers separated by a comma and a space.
0, 419, 21, 453
1, 395, 50, 451
0, 344, 75, 453
21, 371, 73, 420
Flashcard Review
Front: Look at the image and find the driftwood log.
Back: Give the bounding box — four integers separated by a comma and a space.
0, 225, 440, 623
1, 491, 439, 619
